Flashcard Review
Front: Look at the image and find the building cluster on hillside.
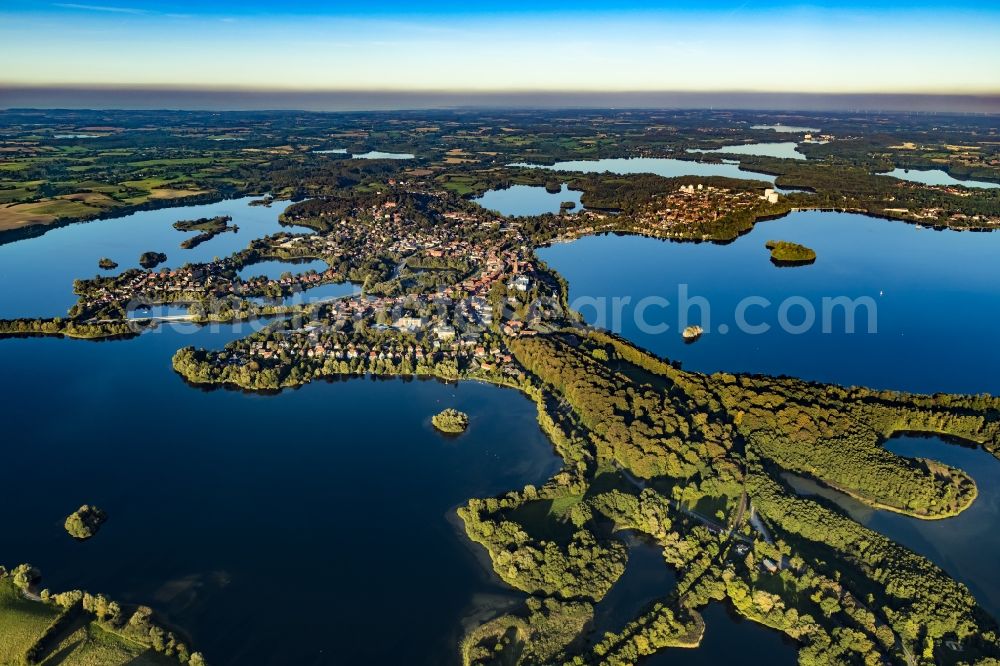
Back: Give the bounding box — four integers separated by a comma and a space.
633, 184, 768, 232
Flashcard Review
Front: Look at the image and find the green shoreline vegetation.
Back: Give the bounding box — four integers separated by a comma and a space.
0, 565, 206, 666
432, 408, 469, 434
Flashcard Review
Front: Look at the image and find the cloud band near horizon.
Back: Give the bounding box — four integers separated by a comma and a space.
1, 2, 998, 95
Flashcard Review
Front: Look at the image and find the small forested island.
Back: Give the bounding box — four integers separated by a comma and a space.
98, 257, 118, 270
138, 251, 167, 269
174, 215, 237, 249
766, 239, 816, 266
432, 408, 469, 434
64, 505, 107, 540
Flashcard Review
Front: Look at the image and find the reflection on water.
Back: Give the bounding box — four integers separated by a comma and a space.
474, 184, 583, 217
0, 326, 562, 665
644, 603, 797, 666
0, 196, 294, 319
688, 142, 806, 161
880, 167, 1000, 189
785, 434, 1000, 619
511, 157, 777, 183
352, 151, 415, 160
539, 210, 1000, 395
236, 258, 328, 281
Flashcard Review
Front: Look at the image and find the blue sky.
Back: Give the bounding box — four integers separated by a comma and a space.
2, 1, 999, 93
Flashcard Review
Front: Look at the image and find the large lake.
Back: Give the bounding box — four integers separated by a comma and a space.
539, 210, 1000, 395
0, 324, 562, 665
511, 157, 778, 184
0, 197, 297, 319
539, 209, 1000, 630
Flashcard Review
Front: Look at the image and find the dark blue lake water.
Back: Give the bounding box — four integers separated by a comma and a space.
0, 324, 561, 665
645, 604, 798, 666
538, 210, 1000, 395
539, 210, 1000, 637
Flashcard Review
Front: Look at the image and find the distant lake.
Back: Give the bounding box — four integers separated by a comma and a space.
474, 183, 583, 217
0, 197, 295, 319
880, 167, 1000, 189
352, 151, 415, 160
784, 434, 1000, 620
688, 142, 806, 161
236, 258, 328, 281
511, 158, 778, 184
313, 148, 348, 154
751, 124, 820, 133
538, 210, 1000, 395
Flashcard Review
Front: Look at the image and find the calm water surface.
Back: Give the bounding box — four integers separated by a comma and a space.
540, 209, 1000, 634
0, 198, 564, 665
474, 184, 583, 217
511, 158, 777, 184
590, 536, 676, 639
0, 197, 295, 319
539, 210, 1000, 395
0, 325, 561, 666
645, 604, 797, 666
352, 151, 415, 160
751, 124, 820, 133
236, 258, 328, 281
785, 434, 1000, 620
881, 167, 1000, 189
688, 142, 806, 160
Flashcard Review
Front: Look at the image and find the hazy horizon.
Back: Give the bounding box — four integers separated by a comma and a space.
2, 1, 999, 105
3, 87, 1000, 114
